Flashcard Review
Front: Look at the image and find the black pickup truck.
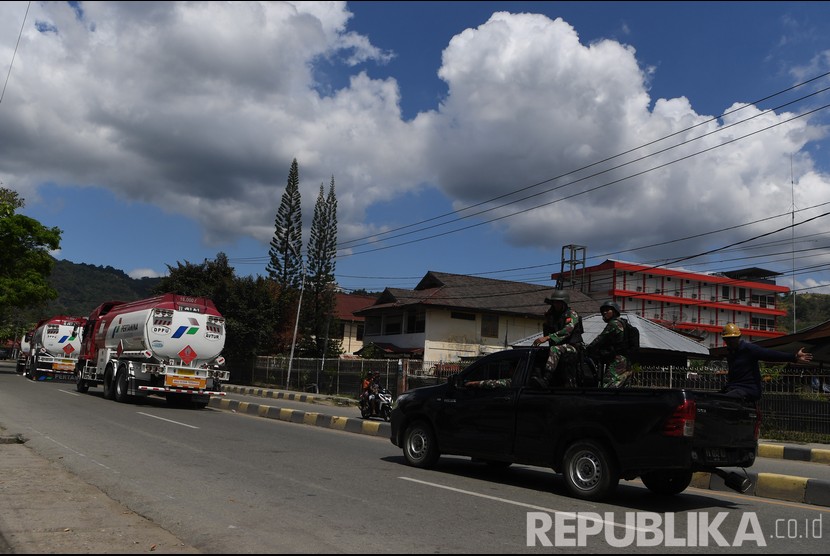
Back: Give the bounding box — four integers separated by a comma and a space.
390, 346, 759, 501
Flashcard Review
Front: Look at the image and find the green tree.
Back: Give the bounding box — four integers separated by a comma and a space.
154, 252, 235, 305
266, 159, 305, 353
222, 275, 276, 382
301, 178, 340, 357
267, 158, 303, 290
0, 188, 61, 327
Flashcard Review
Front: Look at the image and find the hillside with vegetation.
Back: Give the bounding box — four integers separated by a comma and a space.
776, 293, 830, 334
20, 259, 163, 323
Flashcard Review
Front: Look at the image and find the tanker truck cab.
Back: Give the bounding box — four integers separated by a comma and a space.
75, 294, 230, 409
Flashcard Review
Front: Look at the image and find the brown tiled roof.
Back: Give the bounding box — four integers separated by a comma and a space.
334, 293, 378, 322
354, 271, 600, 318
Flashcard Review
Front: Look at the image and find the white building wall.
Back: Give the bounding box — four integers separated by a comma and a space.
363, 307, 544, 363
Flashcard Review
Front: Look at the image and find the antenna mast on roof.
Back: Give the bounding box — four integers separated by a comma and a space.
557, 245, 586, 291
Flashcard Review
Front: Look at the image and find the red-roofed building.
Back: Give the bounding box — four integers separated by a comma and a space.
334, 293, 378, 354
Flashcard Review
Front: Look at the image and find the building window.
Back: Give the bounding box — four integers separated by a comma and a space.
481, 314, 499, 338
356, 324, 364, 341
752, 316, 775, 331
451, 311, 476, 321
721, 286, 730, 299
751, 294, 775, 308
336, 322, 346, 340
365, 316, 381, 336
406, 310, 425, 333
384, 314, 403, 335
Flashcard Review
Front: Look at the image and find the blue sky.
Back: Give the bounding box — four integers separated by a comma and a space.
2, 1, 830, 294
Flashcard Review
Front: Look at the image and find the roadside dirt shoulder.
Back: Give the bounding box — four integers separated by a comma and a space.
0, 439, 199, 554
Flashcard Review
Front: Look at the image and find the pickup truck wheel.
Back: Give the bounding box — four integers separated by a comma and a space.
562, 440, 619, 501
641, 470, 693, 496
403, 421, 439, 469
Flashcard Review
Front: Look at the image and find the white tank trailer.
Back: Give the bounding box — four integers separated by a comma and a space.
75, 293, 229, 408
15, 330, 32, 374
26, 316, 86, 380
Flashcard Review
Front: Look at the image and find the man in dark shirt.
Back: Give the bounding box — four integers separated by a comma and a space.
721, 322, 812, 401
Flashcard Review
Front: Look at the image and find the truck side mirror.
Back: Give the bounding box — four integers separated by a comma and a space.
447, 374, 457, 388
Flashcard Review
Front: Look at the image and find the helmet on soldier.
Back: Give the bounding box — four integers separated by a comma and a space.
722, 323, 742, 338
600, 302, 621, 317
544, 290, 570, 305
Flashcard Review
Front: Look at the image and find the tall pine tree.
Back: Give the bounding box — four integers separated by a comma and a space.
267, 158, 303, 290
302, 177, 339, 357
267, 159, 305, 353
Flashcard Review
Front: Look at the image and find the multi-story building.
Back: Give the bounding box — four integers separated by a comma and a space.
553, 259, 789, 348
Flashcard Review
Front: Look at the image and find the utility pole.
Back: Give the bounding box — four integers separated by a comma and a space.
286, 259, 305, 390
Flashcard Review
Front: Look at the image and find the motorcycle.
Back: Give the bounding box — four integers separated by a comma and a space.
360, 384, 393, 421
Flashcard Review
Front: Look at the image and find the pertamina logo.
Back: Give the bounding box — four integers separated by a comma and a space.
172, 318, 200, 339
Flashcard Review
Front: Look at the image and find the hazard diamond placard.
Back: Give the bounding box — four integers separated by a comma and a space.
178, 345, 197, 365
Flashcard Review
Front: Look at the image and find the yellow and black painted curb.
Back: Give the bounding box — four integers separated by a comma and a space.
691, 470, 830, 507
757, 443, 830, 465
209, 393, 388, 437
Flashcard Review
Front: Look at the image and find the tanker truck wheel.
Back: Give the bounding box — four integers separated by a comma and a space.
75, 370, 89, 393
103, 364, 116, 400
114, 364, 131, 403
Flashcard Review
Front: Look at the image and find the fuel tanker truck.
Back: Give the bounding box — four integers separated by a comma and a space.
16, 330, 32, 374
26, 316, 87, 380
75, 293, 229, 409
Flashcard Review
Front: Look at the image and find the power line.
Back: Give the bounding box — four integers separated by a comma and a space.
1, 2, 29, 105
337, 72, 830, 249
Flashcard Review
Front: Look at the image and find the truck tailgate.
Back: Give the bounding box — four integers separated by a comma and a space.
687, 390, 758, 468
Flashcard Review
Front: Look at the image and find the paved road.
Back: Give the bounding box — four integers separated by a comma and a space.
1, 361, 829, 554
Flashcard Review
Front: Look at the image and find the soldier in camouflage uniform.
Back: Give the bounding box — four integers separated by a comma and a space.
585, 302, 631, 387
532, 290, 583, 387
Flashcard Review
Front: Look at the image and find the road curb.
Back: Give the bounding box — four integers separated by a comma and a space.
692, 469, 830, 508
209, 396, 391, 437
758, 442, 830, 465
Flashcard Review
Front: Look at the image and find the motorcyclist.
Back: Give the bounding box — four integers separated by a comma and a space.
360, 372, 374, 413
367, 371, 381, 415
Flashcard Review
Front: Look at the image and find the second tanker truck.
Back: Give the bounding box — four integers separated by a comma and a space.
26, 316, 87, 380
75, 293, 229, 408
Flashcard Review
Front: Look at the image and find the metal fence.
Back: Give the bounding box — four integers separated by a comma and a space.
251, 357, 830, 437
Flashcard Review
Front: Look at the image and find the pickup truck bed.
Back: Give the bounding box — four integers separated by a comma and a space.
391, 347, 759, 501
